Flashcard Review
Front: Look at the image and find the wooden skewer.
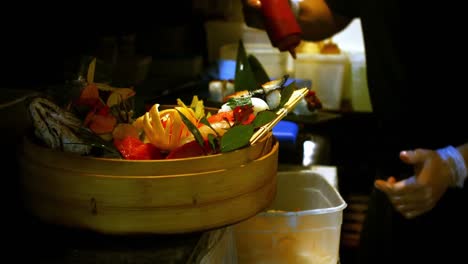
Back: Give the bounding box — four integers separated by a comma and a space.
250, 87, 309, 145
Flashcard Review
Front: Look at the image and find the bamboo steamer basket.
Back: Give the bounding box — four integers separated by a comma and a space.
18, 132, 278, 235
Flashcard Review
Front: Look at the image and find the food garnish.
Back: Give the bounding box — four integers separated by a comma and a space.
27, 41, 315, 160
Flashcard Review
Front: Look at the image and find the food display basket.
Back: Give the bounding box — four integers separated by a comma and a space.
18, 133, 278, 235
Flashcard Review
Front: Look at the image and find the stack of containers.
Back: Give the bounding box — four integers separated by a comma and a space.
218, 24, 292, 80
293, 41, 349, 111
209, 24, 289, 103
218, 43, 290, 81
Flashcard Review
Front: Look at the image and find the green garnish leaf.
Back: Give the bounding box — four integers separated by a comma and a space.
248, 54, 270, 87
200, 116, 220, 137
227, 97, 252, 109
253, 110, 277, 128
176, 109, 205, 147
220, 124, 254, 153
199, 116, 211, 126
278, 81, 297, 110
234, 40, 258, 92
207, 134, 218, 151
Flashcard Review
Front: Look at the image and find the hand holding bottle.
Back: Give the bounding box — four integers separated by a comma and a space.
242, 0, 302, 58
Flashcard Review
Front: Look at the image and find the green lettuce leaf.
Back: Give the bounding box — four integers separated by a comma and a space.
220, 124, 254, 153
253, 110, 277, 128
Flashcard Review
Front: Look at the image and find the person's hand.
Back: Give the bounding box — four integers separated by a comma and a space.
375, 176, 432, 219
375, 148, 454, 219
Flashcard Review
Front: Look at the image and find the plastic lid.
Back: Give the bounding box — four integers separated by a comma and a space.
272, 120, 299, 145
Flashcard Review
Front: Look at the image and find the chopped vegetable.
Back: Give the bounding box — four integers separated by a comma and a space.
114, 136, 163, 160
166, 140, 215, 159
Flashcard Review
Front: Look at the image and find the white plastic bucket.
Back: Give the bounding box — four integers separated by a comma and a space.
294, 53, 348, 110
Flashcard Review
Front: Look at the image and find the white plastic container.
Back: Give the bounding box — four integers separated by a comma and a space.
242, 24, 271, 45
294, 53, 349, 110
208, 80, 235, 103
234, 171, 346, 264
220, 43, 289, 79
348, 51, 373, 112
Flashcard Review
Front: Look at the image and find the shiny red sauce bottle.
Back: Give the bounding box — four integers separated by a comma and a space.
260, 0, 302, 58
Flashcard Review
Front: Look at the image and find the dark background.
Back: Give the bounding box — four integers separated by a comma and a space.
1, 1, 211, 90
1, 2, 376, 263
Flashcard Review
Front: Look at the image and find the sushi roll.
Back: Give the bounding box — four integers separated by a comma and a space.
219, 97, 270, 116
223, 75, 289, 110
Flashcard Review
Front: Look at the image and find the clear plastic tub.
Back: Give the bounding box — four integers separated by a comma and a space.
234, 171, 347, 264
294, 53, 349, 110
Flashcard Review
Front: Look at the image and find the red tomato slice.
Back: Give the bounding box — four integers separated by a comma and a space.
133, 143, 163, 160
114, 136, 163, 160
166, 140, 214, 159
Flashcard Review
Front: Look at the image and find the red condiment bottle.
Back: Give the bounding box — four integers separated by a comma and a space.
260, 0, 302, 58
